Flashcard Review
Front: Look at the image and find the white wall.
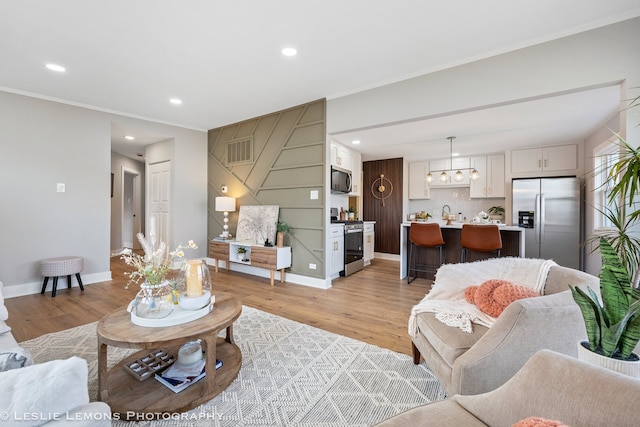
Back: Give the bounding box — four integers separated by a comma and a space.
0, 93, 111, 295
0, 92, 207, 297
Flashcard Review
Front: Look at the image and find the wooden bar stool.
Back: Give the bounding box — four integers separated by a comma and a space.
460, 224, 502, 262
408, 223, 445, 284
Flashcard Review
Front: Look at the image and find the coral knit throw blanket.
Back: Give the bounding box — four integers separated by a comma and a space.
408, 257, 556, 334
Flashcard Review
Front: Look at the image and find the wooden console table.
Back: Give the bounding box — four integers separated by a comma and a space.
209, 240, 292, 286
96, 293, 242, 420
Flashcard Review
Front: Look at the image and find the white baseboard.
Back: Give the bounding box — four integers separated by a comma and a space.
374, 252, 400, 261
3, 271, 112, 298
205, 258, 331, 289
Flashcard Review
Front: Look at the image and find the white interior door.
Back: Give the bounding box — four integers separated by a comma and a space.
149, 161, 171, 248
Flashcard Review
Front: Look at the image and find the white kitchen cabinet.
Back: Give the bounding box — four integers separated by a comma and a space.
330, 145, 338, 167
331, 143, 352, 171
428, 157, 471, 187
470, 154, 505, 198
329, 224, 345, 276
363, 222, 375, 266
349, 150, 362, 196
511, 144, 577, 174
408, 161, 430, 199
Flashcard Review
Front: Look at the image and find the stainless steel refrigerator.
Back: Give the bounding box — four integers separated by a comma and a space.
512, 177, 581, 269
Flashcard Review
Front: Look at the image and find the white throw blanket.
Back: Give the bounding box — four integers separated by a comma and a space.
408, 257, 556, 335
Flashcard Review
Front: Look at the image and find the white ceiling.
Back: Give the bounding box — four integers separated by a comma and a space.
1, 1, 638, 161
331, 85, 623, 161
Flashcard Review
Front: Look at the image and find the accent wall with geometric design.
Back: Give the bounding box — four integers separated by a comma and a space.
207, 99, 326, 280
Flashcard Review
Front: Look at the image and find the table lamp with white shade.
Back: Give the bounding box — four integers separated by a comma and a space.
215, 196, 236, 239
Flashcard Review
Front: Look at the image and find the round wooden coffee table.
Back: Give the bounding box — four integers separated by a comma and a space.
97, 292, 242, 420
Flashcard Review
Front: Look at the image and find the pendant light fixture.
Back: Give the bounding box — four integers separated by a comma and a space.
426, 136, 479, 183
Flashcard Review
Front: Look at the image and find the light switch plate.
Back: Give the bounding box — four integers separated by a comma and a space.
310, 190, 318, 200
57, 183, 65, 193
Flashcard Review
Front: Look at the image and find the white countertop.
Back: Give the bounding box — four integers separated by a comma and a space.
402, 221, 523, 232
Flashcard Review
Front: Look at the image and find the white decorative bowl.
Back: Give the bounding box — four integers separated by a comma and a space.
178, 290, 212, 311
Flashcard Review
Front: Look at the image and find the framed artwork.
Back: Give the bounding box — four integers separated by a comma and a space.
235, 205, 279, 245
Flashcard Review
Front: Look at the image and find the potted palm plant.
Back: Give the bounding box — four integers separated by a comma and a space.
570, 93, 640, 376
598, 93, 640, 286
570, 237, 640, 376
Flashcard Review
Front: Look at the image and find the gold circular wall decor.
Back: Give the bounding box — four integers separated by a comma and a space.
371, 174, 393, 207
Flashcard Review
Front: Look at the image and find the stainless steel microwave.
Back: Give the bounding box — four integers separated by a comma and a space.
331, 166, 352, 193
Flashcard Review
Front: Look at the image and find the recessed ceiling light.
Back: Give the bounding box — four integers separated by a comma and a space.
170, 98, 183, 105
45, 63, 66, 72
125, 135, 135, 141
451, 152, 460, 157
281, 47, 297, 57
352, 140, 361, 145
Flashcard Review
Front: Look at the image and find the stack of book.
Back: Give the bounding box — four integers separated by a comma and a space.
155, 358, 222, 393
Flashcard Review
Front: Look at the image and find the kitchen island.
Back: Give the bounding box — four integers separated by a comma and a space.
400, 221, 525, 280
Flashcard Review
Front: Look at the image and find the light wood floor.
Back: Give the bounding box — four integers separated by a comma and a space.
7, 256, 432, 356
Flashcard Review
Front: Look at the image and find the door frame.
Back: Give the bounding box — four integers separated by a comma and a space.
121, 166, 142, 250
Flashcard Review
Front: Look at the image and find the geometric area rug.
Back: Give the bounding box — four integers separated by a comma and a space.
20, 306, 447, 426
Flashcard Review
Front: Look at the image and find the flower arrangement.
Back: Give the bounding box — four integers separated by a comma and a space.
121, 232, 197, 289
416, 211, 431, 221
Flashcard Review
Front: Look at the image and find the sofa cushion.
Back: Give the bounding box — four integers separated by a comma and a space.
418, 312, 488, 367
0, 347, 33, 372
544, 265, 598, 295
0, 356, 90, 426
374, 398, 487, 427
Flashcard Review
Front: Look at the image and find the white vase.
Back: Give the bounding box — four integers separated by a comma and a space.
577, 341, 640, 378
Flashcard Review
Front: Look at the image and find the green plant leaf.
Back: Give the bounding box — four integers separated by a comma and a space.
600, 267, 629, 327
570, 285, 601, 351
619, 298, 640, 359
608, 135, 640, 215
584, 208, 640, 282
599, 238, 632, 325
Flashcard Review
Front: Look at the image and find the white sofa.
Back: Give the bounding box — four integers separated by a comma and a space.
0, 281, 111, 426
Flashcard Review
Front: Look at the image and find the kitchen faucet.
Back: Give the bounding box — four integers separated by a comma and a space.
442, 204, 451, 219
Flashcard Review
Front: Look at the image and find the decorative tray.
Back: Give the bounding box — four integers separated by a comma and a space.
129, 295, 215, 327
122, 349, 175, 381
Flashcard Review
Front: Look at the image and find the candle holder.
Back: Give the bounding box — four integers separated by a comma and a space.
177, 260, 212, 310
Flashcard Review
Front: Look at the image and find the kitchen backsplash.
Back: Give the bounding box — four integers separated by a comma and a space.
408, 187, 506, 223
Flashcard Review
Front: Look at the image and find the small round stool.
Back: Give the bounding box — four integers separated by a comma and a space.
40, 256, 85, 297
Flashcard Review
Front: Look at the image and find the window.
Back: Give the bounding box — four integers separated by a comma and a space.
593, 142, 619, 229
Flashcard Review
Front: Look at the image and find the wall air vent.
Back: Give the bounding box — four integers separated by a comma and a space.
225, 137, 254, 165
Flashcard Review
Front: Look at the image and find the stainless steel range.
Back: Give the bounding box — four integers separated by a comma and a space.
332, 220, 364, 276
330, 207, 364, 276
